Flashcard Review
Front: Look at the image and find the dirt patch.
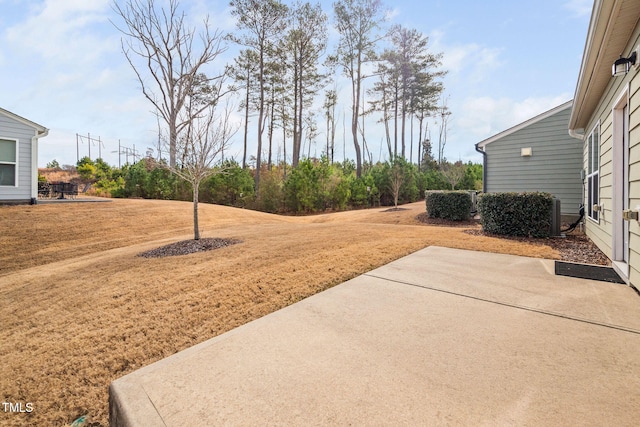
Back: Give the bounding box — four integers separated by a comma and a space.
138, 238, 241, 258
0, 200, 608, 426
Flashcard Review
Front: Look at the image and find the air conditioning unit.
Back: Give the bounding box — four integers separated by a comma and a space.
468, 190, 478, 214
550, 198, 561, 236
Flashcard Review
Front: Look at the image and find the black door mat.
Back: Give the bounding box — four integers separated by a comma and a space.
555, 261, 626, 284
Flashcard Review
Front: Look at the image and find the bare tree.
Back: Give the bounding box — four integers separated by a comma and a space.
371, 25, 444, 162
440, 161, 466, 190
323, 87, 338, 162
333, 0, 386, 177
167, 101, 238, 240
112, 0, 227, 168
284, 1, 328, 167
229, 0, 288, 192
436, 96, 451, 164
229, 49, 260, 169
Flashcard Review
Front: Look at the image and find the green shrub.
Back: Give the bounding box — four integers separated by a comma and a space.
255, 168, 284, 213
325, 173, 351, 211
425, 191, 472, 221
284, 159, 318, 212
202, 160, 254, 207
95, 176, 125, 197
478, 192, 553, 237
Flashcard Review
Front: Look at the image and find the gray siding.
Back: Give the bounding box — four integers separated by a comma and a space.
579, 17, 640, 289
0, 114, 35, 202
485, 107, 583, 216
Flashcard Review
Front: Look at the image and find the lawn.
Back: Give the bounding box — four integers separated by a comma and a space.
0, 199, 558, 426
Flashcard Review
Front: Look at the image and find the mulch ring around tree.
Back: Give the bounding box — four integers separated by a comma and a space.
138, 238, 242, 258
381, 207, 409, 212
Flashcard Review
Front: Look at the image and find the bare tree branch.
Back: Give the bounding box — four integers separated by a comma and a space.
111, 0, 228, 167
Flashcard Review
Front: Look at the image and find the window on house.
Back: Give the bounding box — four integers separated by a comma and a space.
586, 124, 599, 222
0, 138, 18, 186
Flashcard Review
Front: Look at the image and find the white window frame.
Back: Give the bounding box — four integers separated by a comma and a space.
586, 123, 600, 223
0, 137, 19, 187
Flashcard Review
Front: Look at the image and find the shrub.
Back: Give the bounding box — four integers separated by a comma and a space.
284, 159, 318, 212
325, 173, 351, 211
94, 176, 125, 197
425, 191, 472, 221
255, 168, 284, 213
202, 160, 254, 207
478, 192, 553, 237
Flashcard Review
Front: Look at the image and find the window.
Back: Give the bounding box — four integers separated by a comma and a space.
0, 138, 17, 186
586, 124, 600, 222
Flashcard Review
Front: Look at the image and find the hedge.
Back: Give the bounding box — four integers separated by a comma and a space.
478, 192, 553, 237
425, 191, 472, 221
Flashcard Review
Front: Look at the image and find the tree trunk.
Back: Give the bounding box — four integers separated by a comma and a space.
417, 116, 423, 170
268, 90, 274, 170
393, 85, 398, 158
330, 104, 336, 164
298, 58, 304, 162
169, 117, 177, 167
242, 72, 250, 169
193, 181, 200, 240
256, 50, 265, 191
292, 62, 300, 167
353, 58, 362, 177
401, 96, 406, 158
409, 113, 413, 164
282, 97, 287, 178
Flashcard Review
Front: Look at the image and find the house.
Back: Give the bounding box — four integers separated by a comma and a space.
568, 0, 640, 288
0, 107, 49, 204
475, 100, 583, 221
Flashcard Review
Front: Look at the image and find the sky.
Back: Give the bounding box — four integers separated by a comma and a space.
0, 0, 593, 168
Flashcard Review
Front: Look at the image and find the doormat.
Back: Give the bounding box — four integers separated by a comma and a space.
555, 261, 626, 284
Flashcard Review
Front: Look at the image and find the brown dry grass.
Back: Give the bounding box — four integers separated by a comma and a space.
0, 199, 559, 426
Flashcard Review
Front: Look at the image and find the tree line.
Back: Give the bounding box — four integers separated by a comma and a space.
109, 0, 460, 237
54, 155, 482, 214
113, 0, 449, 184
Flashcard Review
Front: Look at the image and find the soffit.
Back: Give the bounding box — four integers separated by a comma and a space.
570, 0, 640, 131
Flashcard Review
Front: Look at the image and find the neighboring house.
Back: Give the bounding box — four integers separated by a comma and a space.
0, 107, 49, 204
475, 100, 583, 221
568, 0, 640, 288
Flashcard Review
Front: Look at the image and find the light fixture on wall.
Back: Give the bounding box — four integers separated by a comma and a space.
521, 147, 532, 157
612, 49, 638, 76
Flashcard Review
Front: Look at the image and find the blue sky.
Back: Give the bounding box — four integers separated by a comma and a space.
0, 0, 592, 167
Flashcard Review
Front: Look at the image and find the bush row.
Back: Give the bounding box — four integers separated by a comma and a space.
63, 156, 483, 214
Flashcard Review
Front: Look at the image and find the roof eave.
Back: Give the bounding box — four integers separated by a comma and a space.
476, 100, 573, 149
569, 0, 640, 131
0, 107, 48, 134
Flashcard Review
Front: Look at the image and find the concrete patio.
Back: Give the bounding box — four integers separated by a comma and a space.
109, 246, 640, 426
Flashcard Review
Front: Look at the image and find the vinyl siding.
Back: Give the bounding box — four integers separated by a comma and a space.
582, 19, 640, 288
484, 106, 583, 216
0, 114, 35, 202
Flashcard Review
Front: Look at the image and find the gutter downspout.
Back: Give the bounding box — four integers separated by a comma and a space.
31, 128, 49, 204
567, 127, 585, 232
568, 128, 584, 140
474, 143, 487, 193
